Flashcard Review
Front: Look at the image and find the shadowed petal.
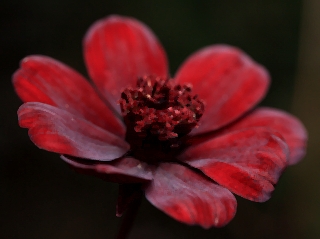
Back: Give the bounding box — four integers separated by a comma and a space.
18, 102, 129, 160
12, 55, 125, 137
175, 45, 269, 135
179, 128, 288, 202
145, 163, 237, 228
61, 156, 153, 184
84, 15, 168, 112
218, 107, 307, 165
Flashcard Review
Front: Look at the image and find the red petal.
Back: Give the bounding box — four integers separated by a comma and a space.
12, 55, 125, 137
218, 107, 307, 165
145, 163, 237, 228
179, 128, 288, 202
174, 45, 269, 135
84, 15, 168, 112
61, 155, 153, 184
18, 102, 129, 160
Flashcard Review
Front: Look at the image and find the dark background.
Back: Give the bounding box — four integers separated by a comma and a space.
1, 0, 319, 238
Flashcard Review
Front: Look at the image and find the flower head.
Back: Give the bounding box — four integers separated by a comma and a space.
13, 15, 307, 228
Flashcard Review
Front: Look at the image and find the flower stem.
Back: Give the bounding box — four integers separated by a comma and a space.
115, 195, 142, 239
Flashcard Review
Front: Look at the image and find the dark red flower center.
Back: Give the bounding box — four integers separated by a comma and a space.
119, 75, 204, 164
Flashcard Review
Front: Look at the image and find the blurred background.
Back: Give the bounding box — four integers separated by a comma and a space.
1, 0, 319, 238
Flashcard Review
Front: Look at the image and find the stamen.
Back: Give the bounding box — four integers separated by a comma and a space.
119, 75, 204, 143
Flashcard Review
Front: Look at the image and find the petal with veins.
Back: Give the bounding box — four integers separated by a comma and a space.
218, 107, 308, 165
13, 55, 125, 137
84, 15, 168, 112
62, 156, 153, 184
179, 128, 288, 202
175, 45, 269, 135
18, 102, 129, 160
145, 163, 237, 228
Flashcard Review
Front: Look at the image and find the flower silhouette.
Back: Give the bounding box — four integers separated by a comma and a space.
13, 15, 307, 228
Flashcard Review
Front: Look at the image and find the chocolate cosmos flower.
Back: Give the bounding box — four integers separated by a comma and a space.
13, 15, 307, 228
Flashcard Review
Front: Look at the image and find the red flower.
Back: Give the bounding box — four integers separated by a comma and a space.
13, 15, 307, 228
